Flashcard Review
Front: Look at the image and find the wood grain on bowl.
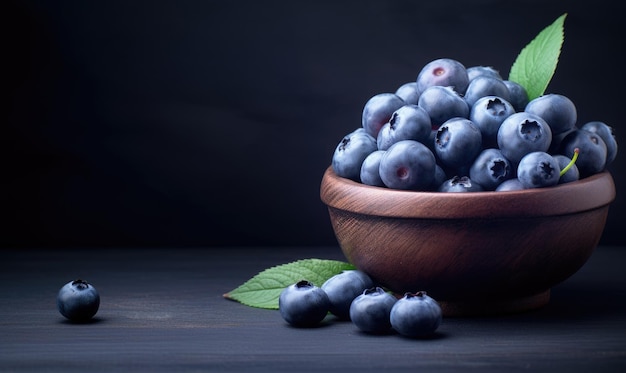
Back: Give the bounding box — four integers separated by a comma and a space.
320, 166, 616, 316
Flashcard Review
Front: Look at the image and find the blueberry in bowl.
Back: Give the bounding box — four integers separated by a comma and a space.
320, 166, 615, 316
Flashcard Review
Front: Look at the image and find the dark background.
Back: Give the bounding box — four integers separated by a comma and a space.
4, 0, 624, 248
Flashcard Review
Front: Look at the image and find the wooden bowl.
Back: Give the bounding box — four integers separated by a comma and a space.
320, 166, 616, 316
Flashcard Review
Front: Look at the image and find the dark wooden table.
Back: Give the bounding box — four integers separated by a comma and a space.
1, 245, 625, 372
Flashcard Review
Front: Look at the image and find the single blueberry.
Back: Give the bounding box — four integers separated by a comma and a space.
349, 287, 397, 334
438, 175, 484, 192
360, 150, 386, 187
332, 129, 377, 181
469, 148, 513, 190
377, 105, 432, 150
434, 118, 482, 169
57, 279, 100, 322
495, 178, 525, 192
418, 86, 469, 128
559, 129, 608, 177
502, 80, 529, 112
279, 280, 330, 327
321, 270, 375, 320
581, 121, 618, 167
470, 96, 516, 148
379, 140, 437, 190
466, 65, 502, 81
362, 93, 406, 138
517, 151, 560, 189
390, 291, 442, 338
394, 82, 420, 105
554, 154, 580, 184
525, 94, 577, 135
463, 76, 510, 108
416, 58, 469, 96
497, 112, 552, 165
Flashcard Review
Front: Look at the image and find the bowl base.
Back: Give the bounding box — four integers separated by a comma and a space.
439, 290, 550, 317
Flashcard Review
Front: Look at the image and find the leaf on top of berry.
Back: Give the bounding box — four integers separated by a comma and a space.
509, 13, 567, 101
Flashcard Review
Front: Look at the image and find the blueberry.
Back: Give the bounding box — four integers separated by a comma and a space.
57, 279, 100, 322
502, 80, 529, 112
466, 65, 502, 81
376, 105, 432, 150
469, 148, 513, 190
418, 86, 470, 128
362, 93, 406, 137
434, 118, 482, 169
469, 96, 516, 148
395, 82, 419, 105
360, 150, 386, 187
279, 280, 330, 327
390, 291, 442, 338
495, 178, 525, 192
430, 164, 448, 191
332, 129, 377, 181
517, 151, 560, 189
525, 94, 577, 135
497, 112, 552, 165
559, 129, 608, 177
438, 175, 484, 192
581, 121, 618, 167
321, 270, 375, 320
349, 287, 397, 334
379, 140, 437, 190
463, 76, 511, 108
416, 58, 469, 96
554, 154, 580, 184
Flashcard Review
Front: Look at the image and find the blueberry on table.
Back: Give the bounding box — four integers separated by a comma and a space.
349, 287, 397, 334
57, 279, 100, 322
321, 270, 375, 320
279, 280, 330, 327
390, 291, 442, 338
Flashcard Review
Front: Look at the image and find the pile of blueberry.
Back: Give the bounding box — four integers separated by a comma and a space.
332, 58, 618, 191
279, 270, 442, 338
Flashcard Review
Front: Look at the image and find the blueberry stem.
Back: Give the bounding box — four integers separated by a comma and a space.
559, 147, 580, 177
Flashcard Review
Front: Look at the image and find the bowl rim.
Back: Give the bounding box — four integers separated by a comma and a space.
320, 166, 616, 219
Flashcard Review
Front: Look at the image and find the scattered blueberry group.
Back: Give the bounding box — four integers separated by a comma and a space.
279, 270, 442, 338
332, 58, 618, 192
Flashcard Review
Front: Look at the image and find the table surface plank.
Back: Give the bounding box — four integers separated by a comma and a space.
1, 246, 625, 372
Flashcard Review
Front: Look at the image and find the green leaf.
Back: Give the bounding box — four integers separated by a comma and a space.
223, 259, 355, 309
509, 13, 567, 101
